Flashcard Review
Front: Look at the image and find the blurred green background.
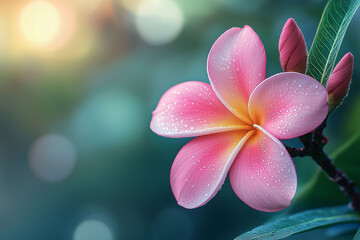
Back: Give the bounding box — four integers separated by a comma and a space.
1, 0, 360, 239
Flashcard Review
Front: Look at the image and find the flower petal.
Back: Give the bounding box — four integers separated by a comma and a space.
151, 81, 249, 138
207, 26, 266, 123
248, 72, 328, 139
229, 125, 297, 212
171, 130, 254, 209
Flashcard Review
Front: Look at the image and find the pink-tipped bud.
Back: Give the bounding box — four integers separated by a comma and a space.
279, 18, 308, 73
327, 52, 354, 111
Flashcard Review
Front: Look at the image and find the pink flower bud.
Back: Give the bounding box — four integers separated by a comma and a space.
279, 18, 307, 73
327, 52, 353, 111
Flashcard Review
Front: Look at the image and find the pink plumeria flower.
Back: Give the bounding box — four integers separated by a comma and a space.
150, 26, 328, 212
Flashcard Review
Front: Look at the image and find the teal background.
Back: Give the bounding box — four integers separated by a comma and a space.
1, 0, 360, 239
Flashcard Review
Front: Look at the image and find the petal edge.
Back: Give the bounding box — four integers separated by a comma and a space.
248, 72, 328, 139
171, 130, 254, 209
151, 81, 248, 138
207, 26, 266, 124
230, 125, 297, 212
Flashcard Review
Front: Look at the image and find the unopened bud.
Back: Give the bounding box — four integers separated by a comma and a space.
327, 53, 353, 112
279, 18, 307, 73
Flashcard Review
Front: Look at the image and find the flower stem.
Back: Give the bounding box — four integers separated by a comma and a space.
286, 118, 360, 211
314, 148, 360, 211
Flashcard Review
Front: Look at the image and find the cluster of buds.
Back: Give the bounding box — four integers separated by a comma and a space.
279, 18, 354, 113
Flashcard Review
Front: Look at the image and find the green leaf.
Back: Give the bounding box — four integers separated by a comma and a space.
293, 133, 360, 211
235, 206, 360, 240
306, 0, 360, 86
354, 227, 360, 240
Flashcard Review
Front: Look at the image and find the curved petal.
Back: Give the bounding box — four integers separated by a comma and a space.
248, 72, 328, 139
171, 130, 255, 209
151, 81, 249, 138
229, 125, 297, 212
207, 26, 266, 123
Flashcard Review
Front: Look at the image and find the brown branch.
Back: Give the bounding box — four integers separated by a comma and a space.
285, 145, 310, 157
286, 117, 360, 211
313, 149, 360, 211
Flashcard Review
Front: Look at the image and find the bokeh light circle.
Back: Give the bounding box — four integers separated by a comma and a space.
135, 0, 184, 45
19, 1, 61, 45
71, 90, 144, 151
73, 220, 113, 240
29, 134, 76, 182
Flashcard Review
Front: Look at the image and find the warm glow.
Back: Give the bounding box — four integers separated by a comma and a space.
0, 15, 6, 60
19, 1, 61, 45
117, 0, 142, 13
73, 0, 104, 13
